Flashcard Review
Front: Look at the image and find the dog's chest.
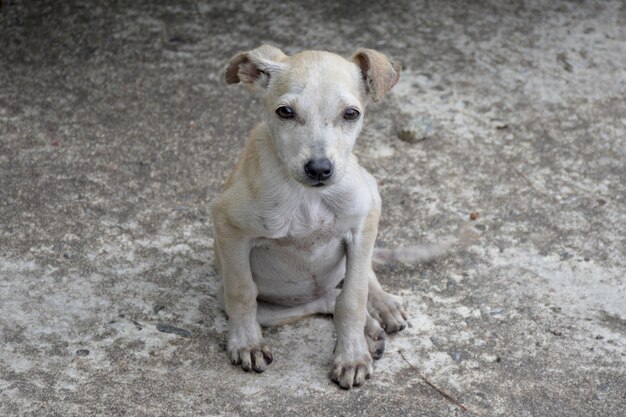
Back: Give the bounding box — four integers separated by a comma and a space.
250, 197, 348, 301
254, 196, 351, 253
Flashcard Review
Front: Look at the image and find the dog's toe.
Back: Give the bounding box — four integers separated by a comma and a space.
338, 366, 356, 389
240, 349, 253, 372
262, 346, 273, 365
230, 350, 242, 366
353, 365, 369, 386
252, 350, 267, 372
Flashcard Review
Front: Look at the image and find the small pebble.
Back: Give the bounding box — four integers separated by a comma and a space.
556, 52, 573, 72
397, 117, 435, 143
469, 211, 479, 221
449, 351, 463, 362
446, 278, 458, 290
430, 336, 445, 349
491, 119, 508, 130
475, 391, 487, 400
76, 349, 89, 356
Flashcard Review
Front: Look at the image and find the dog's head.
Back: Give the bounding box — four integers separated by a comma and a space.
225, 45, 400, 188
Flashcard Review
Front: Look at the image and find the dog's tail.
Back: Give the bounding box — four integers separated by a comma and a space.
372, 226, 478, 265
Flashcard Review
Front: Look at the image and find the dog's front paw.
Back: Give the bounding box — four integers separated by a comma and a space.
368, 290, 408, 334
229, 342, 273, 373
331, 338, 373, 389
228, 324, 273, 373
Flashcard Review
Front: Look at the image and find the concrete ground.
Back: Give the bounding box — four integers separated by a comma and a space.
1, 1, 625, 416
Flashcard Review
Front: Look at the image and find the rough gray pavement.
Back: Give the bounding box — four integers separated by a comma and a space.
1, 1, 625, 416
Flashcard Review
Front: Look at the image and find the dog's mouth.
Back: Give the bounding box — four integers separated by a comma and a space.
295, 176, 331, 188
294, 171, 335, 188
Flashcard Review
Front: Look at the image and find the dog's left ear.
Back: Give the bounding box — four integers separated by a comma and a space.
225, 44, 287, 91
352, 48, 401, 102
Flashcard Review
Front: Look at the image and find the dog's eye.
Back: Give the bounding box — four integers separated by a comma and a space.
343, 108, 360, 120
276, 106, 295, 119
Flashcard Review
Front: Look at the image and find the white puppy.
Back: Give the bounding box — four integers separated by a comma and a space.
212, 45, 408, 389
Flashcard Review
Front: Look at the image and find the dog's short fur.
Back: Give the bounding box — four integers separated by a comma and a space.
212, 45, 407, 389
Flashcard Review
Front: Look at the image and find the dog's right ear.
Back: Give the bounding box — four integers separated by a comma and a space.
225, 45, 287, 91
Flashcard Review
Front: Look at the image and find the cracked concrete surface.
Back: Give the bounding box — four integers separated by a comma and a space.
1, 1, 625, 416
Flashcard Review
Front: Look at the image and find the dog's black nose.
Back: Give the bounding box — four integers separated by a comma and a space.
304, 158, 333, 182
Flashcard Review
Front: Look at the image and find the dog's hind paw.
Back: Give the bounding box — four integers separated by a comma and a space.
367, 290, 408, 334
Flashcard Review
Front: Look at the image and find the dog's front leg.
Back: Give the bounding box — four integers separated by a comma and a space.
215, 230, 273, 373
332, 207, 379, 389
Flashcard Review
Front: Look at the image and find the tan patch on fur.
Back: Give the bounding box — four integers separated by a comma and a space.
362, 205, 381, 245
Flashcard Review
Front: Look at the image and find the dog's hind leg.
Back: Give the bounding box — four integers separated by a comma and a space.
256, 289, 340, 327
